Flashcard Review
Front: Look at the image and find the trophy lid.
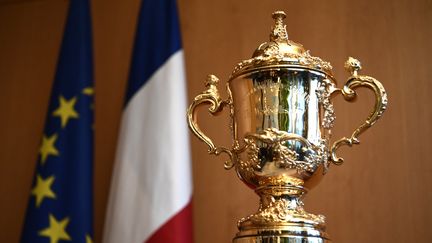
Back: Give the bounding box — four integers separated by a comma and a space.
230, 11, 333, 79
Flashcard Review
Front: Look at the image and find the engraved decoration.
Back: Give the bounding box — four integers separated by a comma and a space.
240, 128, 328, 173
239, 196, 325, 226
316, 79, 336, 129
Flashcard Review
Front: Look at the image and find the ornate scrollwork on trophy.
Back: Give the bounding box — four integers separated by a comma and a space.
186, 74, 236, 169
316, 79, 336, 129
329, 57, 388, 165
232, 49, 333, 79
240, 128, 328, 174
239, 197, 326, 227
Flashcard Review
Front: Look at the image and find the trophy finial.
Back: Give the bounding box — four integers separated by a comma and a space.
271, 11, 288, 42
344, 57, 362, 76
205, 74, 219, 87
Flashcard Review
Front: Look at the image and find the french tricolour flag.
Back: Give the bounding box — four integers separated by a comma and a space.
103, 0, 193, 242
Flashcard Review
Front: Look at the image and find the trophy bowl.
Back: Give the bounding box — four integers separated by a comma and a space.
187, 11, 387, 243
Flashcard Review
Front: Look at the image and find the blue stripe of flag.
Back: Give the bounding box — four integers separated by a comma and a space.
124, 0, 182, 104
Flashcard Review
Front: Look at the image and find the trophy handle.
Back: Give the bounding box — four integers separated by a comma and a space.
187, 74, 235, 169
330, 57, 388, 165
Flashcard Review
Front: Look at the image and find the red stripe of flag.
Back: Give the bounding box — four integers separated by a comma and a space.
145, 202, 193, 243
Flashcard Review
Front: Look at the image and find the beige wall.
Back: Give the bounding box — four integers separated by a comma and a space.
1, 0, 431, 242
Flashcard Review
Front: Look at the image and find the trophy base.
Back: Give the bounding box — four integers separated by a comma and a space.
233, 226, 331, 243
233, 185, 330, 243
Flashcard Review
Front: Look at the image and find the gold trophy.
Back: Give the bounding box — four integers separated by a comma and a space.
187, 11, 387, 242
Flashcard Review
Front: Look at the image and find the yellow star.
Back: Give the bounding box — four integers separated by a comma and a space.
31, 174, 56, 207
52, 96, 79, 128
39, 214, 71, 243
85, 234, 93, 243
82, 87, 94, 96
39, 133, 59, 164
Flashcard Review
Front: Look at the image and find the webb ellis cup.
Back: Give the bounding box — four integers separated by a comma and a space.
187, 11, 388, 242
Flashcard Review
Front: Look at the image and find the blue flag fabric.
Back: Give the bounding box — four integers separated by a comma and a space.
124, 0, 182, 104
21, 0, 94, 242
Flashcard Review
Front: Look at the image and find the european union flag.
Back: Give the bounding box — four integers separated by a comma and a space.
21, 0, 94, 242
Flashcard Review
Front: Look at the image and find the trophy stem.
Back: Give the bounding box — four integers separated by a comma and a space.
233, 185, 331, 243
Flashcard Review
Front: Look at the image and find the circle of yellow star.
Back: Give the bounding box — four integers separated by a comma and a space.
82, 87, 94, 96
52, 95, 79, 128
39, 133, 59, 165
86, 234, 93, 243
31, 174, 56, 207
39, 214, 71, 243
